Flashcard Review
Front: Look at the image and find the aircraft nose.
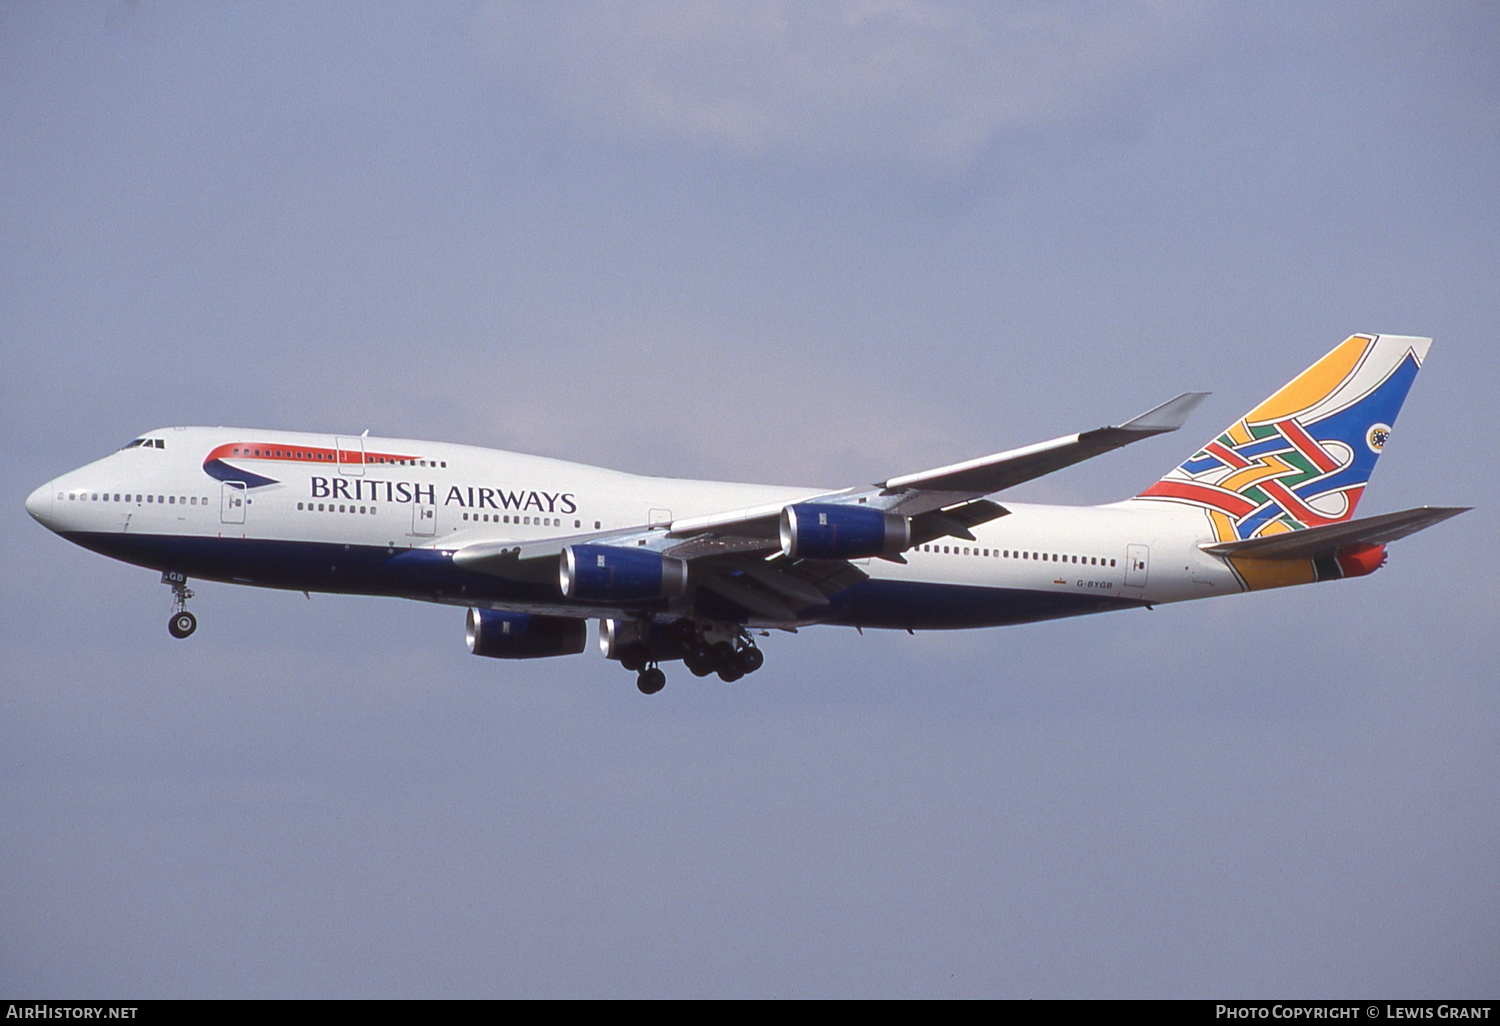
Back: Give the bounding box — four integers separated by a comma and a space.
25, 481, 55, 527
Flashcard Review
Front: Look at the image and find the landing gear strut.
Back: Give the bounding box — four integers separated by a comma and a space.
163, 570, 197, 639
627, 619, 767, 694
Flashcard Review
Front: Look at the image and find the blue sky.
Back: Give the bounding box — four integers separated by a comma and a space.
3, 1, 1497, 997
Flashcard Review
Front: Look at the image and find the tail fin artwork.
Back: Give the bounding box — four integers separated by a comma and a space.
1136, 333, 1428, 540
1132, 334, 1454, 591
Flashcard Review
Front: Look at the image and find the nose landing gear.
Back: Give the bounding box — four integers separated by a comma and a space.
163, 570, 197, 638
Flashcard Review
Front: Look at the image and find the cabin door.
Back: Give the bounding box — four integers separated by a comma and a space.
220, 481, 247, 525
1124, 544, 1150, 589
336, 436, 366, 476
412, 502, 436, 536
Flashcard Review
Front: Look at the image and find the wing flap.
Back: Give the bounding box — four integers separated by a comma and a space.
909, 499, 1009, 546
660, 534, 780, 560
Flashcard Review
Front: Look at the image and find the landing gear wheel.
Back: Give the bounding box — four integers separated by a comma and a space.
636, 666, 666, 695
619, 641, 650, 672
685, 645, 715, 677
739, 646, 764, 674
163, 571, 197, 639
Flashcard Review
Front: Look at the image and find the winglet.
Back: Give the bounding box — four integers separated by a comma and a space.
1118, 392, 1211, 434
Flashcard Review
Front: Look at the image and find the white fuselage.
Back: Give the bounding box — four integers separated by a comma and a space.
27, 426, 1244, 631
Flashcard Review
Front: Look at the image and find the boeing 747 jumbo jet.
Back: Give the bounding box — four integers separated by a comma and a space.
27, 333, 1466, 694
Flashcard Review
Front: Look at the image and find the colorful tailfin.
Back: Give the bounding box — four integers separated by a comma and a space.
1133, 333, 1430, 543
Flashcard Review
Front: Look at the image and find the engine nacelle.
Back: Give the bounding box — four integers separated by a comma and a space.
559, 545, 689, 603
466, 608, 589, 659
779, 503, 910, 560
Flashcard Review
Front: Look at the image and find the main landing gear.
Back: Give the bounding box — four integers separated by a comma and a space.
617, 618, 767, 695
636, 666, 666, 695
163, 570, 197, 639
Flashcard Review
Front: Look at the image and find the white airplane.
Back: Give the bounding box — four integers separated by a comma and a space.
27, 333, 1466, 694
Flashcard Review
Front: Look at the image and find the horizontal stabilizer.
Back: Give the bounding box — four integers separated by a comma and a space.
1201, 506, 1469, 559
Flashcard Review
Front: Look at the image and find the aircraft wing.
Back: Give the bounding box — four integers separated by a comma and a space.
1200, 506, 1470, 559
880, 392, 1210, 499
451, 392, 1208, 615
661, 390, 1211, 534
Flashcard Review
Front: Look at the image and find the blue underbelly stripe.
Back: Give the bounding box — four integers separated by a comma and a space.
60, 531, 1145, 629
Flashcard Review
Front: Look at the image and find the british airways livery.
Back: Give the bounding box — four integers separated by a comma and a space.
26, 334, 1466, 694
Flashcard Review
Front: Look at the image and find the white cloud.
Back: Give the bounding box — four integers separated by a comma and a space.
476, 0, 1212, 170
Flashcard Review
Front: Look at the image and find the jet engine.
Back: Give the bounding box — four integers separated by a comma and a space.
779, 503, 910, 560
559, 545, 689, 603
466, 608, 589, 659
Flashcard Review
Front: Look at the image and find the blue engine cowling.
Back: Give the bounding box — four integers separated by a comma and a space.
559, 545, 689, 603
779, 503, 910, 560
466, 608, 589, 659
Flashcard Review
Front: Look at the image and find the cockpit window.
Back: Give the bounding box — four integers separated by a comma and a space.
121, 439, 146, 449
119, 438, 165, 450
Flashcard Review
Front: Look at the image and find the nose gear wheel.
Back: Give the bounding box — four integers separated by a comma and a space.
163, 571, 197, 638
